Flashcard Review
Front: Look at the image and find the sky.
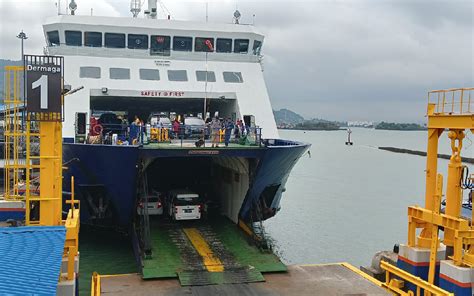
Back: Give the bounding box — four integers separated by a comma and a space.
0, 0, 472, 122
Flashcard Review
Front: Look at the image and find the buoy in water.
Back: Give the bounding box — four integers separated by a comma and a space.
345, 128, 353, 145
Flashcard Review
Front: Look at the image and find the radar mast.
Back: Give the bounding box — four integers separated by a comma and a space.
130, 0, 142, 18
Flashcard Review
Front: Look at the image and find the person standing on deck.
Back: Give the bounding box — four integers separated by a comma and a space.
224, 118, 234, 147
234, 119, 241, 139
210, 117, 222, 148
172, 119, 180, 139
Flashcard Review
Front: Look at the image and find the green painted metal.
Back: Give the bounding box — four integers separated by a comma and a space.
211, 219, 287, 273
79, 227, 137, 295
141, 217, 286, 280
143, 142, 262, 149
142, 221, 183, 279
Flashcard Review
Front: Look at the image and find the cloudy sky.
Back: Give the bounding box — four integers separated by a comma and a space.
0, 0, 472, 122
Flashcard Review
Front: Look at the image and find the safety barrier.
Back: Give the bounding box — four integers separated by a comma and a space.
381, 261, 454, 296
63, 176, 80, 281
91, 272, 101, 296
428, 87, 474, 115
79, 121, 263, 147
149, 127, 169, 142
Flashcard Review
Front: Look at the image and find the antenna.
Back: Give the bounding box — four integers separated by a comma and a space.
145, 0, 157, 19
130, 0, 142, 18
158, 0, 172, 19
69, 0, 77, 15
233, 10, 241, 24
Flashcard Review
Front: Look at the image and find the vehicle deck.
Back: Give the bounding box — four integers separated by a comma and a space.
141, 217, 286, 284
142, 140, 263, 149
100, 263, 389, 295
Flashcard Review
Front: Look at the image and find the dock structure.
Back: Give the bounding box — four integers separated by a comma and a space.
386, 88, 474, 295
1, 62, 80, 295
98, 263, 390, 296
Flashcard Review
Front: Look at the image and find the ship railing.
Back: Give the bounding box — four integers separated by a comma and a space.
79, 123, 263, 147
428, 87, 474, 115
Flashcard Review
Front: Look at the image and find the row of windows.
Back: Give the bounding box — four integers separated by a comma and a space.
47, 30, 263, 55
79, 67, 243, 83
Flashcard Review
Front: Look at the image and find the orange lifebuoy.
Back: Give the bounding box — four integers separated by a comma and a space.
92, 124, 103, 135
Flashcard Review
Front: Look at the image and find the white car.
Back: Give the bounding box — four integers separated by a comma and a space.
167, 190, 203, 221
137, 194, 163, 216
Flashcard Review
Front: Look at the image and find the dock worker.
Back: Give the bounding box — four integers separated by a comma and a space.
210, 117, 221, 148
224, 118, 234, 147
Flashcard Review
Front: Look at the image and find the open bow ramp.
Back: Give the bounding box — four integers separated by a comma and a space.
140, 217, 285, 286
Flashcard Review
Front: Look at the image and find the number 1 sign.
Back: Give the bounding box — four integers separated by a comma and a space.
25, 55, 63, 121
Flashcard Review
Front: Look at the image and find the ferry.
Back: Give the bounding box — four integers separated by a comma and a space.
40, 1, 310, 230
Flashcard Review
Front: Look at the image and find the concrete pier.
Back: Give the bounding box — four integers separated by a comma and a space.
100, 263, 389, 295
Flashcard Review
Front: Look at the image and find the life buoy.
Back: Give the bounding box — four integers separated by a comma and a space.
92, 124, 103, 135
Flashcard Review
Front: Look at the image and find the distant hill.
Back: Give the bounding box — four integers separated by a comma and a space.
273, 109, 305, 125
294, 120, 341, 131
375, 121, 426, 131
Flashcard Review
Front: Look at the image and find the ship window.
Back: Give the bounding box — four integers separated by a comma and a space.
253, 40, 262, 55
84, 32, 102, 47
173, 36, 192, 52
128, 34, 148, 49
150, 35, 170, 56
65, 30, 82, 46
168, 70, 188, 81
216, 38, 232, 53
80, 67, 101, 79
196, 71, 216, 82
105, 33, 125, 48
140, 69, 160, 81
234, 39, 249, 53
223, 72, 243, 83
195, 38, 214, 52
47, 31, 60, 46
110, 68, 130, 79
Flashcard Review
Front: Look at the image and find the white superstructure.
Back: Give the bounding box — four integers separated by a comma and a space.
43, 13, 279, 140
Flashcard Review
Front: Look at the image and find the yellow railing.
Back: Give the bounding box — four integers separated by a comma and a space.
3, 66, 26, 201
428, 87, 474, 115
63, 176, 80, 281
149, 127, 169, 142
380, 261, 453, 296
91, 272, 101, 296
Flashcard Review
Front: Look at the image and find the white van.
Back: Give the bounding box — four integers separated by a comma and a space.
167, 190, 202, 221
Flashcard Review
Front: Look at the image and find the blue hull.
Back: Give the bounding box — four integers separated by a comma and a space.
63, 140, 309, 228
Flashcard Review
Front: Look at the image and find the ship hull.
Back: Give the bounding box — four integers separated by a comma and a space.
63, 140, 310, 228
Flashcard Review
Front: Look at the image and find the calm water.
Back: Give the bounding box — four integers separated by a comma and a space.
265, 128, 474, 268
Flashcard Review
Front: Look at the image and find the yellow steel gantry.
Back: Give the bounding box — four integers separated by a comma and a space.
381, 88, 474, 296
3, 64, 80, 282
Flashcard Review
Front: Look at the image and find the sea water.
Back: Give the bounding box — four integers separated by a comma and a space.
265, 128, 474, 268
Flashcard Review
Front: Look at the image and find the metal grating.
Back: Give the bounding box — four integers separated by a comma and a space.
178, 268, 265, 286
0, 226, 66, 295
